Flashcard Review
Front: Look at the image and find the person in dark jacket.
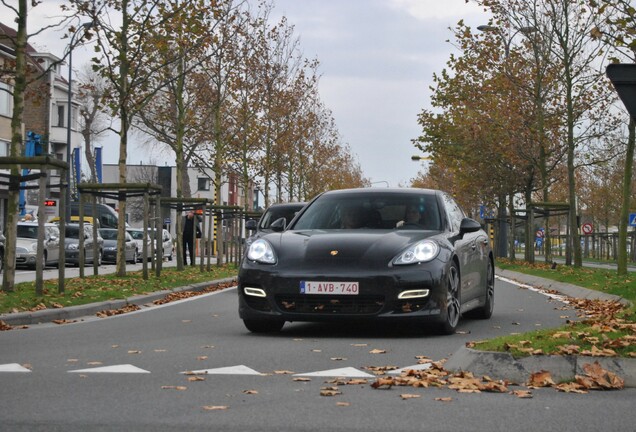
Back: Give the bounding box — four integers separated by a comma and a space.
183, 210, 200, 266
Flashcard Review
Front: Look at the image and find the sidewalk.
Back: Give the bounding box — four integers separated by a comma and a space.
445, 268, 636, 388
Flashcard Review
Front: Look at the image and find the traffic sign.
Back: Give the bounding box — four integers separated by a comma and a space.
582, 223, 593, 235
630, 213, 636, 227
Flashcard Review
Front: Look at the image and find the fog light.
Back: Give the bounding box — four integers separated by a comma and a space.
398, 289, 430, 299
244, 287, 266, 297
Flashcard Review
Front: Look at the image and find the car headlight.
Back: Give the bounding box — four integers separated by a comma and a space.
105, 246, 116, 251
246, 239, 276, 264
393, 240, 439, 265
29, 243, 38, 252
66, 244, 79, 251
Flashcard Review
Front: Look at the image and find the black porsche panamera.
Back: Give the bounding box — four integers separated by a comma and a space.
238, 188, 494, 334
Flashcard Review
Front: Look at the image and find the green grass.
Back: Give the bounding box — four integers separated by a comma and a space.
497, 259, 636, 303
0, 265, 238, 316
478, 259, 636, 358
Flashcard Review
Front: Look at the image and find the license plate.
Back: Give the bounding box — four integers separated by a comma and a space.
300, 281, 359, 295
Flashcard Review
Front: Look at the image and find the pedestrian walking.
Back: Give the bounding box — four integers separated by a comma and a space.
183, 210, 201, 266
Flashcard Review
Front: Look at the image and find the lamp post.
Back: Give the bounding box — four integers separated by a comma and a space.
65, 22, 93, 222
411, 155, 432, 162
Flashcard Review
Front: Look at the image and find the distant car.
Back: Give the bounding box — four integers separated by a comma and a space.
245, 202, 306, 248
99, 228, 138, 264
16, 222, 61, 269
239, 188, 494, 334
147, 228, 174, 261
64, 223, 104, 266
126, 228, 152, 262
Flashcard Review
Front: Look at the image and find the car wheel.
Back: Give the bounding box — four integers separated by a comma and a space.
439, 261, 461, 335
0, 249, 3, 273
466, 260, 494, 320
243, 319, 285, 333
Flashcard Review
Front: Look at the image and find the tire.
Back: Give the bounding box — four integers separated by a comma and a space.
0, 249, 4, 273
466, 260, 494, 320
438, 261, 461, 335
129, 249, 138, 264
243, 319, 285, 333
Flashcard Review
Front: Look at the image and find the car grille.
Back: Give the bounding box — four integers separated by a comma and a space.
275, 295, 385, 315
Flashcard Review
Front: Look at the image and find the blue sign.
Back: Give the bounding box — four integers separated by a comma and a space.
630, 213, 636, 227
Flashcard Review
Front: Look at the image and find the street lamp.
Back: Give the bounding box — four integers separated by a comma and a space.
411, 155, 432, 161
66, 22, 93, 222
477, 24, 536, 57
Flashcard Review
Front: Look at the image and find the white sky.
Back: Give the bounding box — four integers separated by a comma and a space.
17, 0, 492, 189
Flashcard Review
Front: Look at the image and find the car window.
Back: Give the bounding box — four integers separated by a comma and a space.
100, 230, 117, 240
66, 226, 80, 239
259, 206, 303, 230
442, 193, 464, 233
17, 225, 38, 239
128, 230, 143, 240
292, 193, 441, 231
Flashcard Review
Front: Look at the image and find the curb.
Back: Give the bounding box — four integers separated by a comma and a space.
445, 346, 636, 388
444, 268, 636, 388
0, 276, 238, 326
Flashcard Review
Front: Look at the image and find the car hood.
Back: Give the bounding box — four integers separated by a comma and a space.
16, 238, 37, 248
264, 229, 442, 268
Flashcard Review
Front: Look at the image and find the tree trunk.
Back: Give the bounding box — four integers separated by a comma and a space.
617, 118, 635, 275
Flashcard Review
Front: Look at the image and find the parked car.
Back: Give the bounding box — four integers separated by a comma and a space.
16, 222, 61, 269
239, 188, 494, 334
99, 228, 138, 264
245, 202, 306, 248
126, 228, 152, 262
147, 228, 174, 261
64, 223, 104, 266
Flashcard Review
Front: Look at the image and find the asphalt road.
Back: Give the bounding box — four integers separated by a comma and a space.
1, 277, 635, 431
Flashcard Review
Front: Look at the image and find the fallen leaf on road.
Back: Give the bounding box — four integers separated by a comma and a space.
202, 405, 228, 411
400, 394, 421, 400
161, 386, 187, 391
369, 349, 387, 354
435, 397, 453, 402
336, 402, 351, 407
187, 376, 206, 382
510, 390, 533, 398
320, 386, 342, 396
527, 370, 556, 388
242, 390, 258, 395
293, 377, 311, 382
274, 370, 295, 375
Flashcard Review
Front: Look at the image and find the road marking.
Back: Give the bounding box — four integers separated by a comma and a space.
0, 363, 32, 373
294, 367, 375, 378
184, 365, 263, 375
387, 363, 432, 375
68, 364, 150, 374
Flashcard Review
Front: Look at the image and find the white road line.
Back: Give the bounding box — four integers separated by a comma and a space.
184, 365, 264, 375
68, 364, 151, 374
0, 363, 32, 373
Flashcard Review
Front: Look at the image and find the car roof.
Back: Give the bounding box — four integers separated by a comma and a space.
266, 202, 306, 210
18, 222, 57, 226
321, 187, 439, 197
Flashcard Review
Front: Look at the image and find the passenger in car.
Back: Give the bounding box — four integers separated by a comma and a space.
340, 206, 364, 229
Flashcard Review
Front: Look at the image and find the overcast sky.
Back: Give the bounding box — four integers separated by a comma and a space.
22, 0, 492, 189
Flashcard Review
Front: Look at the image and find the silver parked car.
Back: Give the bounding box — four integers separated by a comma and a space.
148, 228, 174, 261
126, 228, 152, 262
64, 223, 104, 266
99, 228, 138, 264
16, 222, 61, 269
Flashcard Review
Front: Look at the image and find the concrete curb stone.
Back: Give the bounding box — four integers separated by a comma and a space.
0, 276, 237, 326
444, 268, 636, 388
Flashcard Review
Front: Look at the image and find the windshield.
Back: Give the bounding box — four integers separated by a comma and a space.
100, 229, 117, 240
128, 230, 145, 240
65, 226, 81, 239
17, 225, 38, 239
259, 205, 303, 230
292, 192, 442, 231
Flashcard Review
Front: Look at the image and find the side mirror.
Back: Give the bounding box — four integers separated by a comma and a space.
245, 219, 257, 231
270, 217, 286, 232
459, 218, 482, 235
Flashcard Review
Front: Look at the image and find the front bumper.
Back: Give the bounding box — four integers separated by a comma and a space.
238, 261, 448, 324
